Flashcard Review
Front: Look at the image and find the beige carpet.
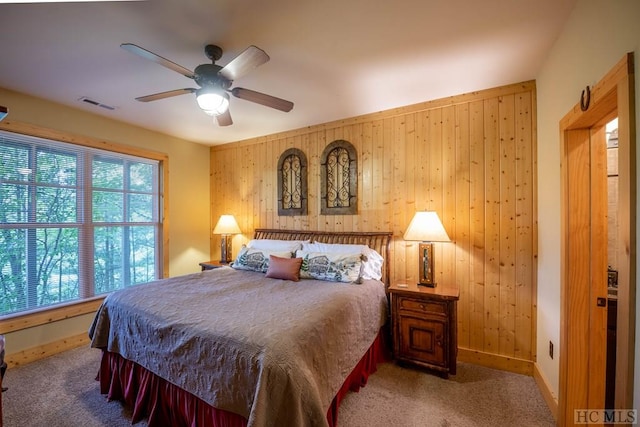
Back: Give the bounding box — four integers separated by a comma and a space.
3, 346, 554, 426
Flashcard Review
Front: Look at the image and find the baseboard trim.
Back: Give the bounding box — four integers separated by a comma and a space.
5, 332, 90, 368
457, 347, 534, 376
533, 362, 558, 421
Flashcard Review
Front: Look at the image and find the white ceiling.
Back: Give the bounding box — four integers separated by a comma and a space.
0, 0, 576, 146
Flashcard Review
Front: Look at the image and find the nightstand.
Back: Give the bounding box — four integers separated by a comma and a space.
389, 282, 459, 377
199, 260, 227, 271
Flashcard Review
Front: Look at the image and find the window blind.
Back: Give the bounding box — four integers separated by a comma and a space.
0, 130, 161, 316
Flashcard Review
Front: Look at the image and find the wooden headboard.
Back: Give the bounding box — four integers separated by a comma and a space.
253, 229, 393, 287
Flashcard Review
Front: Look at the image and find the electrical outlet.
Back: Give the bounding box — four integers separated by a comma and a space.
549, 341, 554, 359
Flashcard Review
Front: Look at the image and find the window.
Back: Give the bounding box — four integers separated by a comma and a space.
0, 130, 162, 317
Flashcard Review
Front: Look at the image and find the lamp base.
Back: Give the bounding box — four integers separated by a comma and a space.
417, 242, 436, 287
220, 234, 233, 264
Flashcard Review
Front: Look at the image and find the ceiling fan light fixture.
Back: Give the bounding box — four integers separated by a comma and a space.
196, 88, 229, 116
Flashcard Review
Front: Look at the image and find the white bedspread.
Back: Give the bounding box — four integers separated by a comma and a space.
89, 266, 387, 427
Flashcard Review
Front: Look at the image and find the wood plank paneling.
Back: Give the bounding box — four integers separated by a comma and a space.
515, 91, 534, 360
469, 99, 486, 350
210, 81, 538, 362
455, 103, 471, 349
483, 97, 501, 355
393, 115, 408, 281
441, 106, 456, 285
499, 94, 517, 357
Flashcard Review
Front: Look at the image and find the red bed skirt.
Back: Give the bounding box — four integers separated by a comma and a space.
97, 329, 390, 427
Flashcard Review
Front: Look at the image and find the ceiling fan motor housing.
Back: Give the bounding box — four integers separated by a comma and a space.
194, 64, 231, 89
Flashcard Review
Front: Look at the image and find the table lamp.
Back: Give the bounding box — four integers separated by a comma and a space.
213, 214, 241, 263
403, 211, 451, 287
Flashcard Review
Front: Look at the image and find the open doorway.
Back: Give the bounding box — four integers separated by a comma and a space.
558, 53, 635, 426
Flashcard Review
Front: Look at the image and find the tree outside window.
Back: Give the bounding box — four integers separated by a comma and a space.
0, 131, 161, 316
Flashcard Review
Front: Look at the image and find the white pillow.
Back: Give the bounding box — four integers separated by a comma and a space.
301, 242, 384, 280
246, 239, 307, 253
361, 248, 384, 280
302, 242, 367, 253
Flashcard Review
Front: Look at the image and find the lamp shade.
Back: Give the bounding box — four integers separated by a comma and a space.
403, 211, 450, 242
213, 214, 241, 235
196, 88, 229, 116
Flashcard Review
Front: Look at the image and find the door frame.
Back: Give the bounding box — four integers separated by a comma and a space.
559, 53, 636, 425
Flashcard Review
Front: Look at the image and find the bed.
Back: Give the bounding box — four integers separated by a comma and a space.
89, 229, 393, 427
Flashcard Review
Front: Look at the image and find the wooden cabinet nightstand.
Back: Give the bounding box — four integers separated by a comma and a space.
389, 282, 459, 377
199, 260, 227, 271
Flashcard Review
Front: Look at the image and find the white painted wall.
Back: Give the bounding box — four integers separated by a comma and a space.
535, 0, 640, 406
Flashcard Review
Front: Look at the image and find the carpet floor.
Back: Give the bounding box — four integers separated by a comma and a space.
2, 346, 555, 426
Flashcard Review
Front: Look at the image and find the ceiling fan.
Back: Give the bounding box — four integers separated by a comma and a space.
121, 43, 294, 126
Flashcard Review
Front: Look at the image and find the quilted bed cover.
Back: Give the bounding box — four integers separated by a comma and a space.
89, 266, 388, 427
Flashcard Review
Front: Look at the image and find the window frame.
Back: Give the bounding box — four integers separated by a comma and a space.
0, 120, 169, 333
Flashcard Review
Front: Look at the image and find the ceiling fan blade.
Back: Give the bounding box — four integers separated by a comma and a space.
135, 88, 196, 102
216, 109, 233, 127
231, 87, 294, 112
219, 46, 270, 81
121, 43, 195, 79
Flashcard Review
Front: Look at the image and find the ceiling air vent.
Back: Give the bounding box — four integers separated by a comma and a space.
78, 96, 116, 111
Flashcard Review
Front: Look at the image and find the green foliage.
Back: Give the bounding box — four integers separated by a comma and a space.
0, 134, 160, 315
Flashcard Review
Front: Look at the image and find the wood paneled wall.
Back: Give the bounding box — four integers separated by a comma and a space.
210, 81, 538, 363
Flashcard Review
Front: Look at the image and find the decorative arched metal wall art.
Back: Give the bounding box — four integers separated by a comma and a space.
277, 148, 307, 216
320, 140, 357, 215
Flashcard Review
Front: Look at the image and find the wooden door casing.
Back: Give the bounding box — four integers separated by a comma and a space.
559, 52, 636, 426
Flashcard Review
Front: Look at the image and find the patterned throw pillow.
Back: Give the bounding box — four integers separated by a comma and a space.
296, 251, 365, 283
231, 247, 293, 273
300, 242, 383, 280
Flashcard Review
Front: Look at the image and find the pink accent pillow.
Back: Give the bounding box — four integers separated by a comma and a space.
265, 255, 303, 281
